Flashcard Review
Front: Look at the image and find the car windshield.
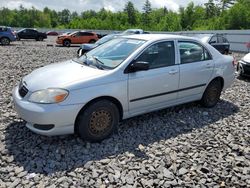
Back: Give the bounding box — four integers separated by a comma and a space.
95, 35, 116, 45
74, 38, 145, 69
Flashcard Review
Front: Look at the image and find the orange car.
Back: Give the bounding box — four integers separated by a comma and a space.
56, 31, 99, 47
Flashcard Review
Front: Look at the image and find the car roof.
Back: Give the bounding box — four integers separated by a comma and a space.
122, 34, 198, 42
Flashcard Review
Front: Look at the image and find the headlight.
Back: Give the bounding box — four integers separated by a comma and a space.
28, 88, 68, 104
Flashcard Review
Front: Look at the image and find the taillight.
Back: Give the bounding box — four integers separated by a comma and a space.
233, 57, 237, 67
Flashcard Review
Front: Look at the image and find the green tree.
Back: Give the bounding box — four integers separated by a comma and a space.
215, 0, 236, 11
124, 1, 137, 26
142, 0, 152, 29
205, 0, 220, 18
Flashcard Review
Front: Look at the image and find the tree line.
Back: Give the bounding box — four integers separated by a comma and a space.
0, 0, 249, 31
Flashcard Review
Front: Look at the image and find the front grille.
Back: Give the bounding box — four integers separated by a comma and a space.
19, 85, 29, 98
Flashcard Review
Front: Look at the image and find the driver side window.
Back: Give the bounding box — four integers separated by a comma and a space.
136, 41, 175, 69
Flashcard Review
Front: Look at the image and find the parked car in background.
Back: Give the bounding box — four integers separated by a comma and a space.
56, 31, 99, 47
194, 34, 230, 54
13, 34, 235, 142
77, 29, 150, 56
46, 31, 59, 36
16, 28, 47, 41
237, 52, 250, 77
0, 26, 16, 45
77, 33, 121, 56
122, 29, 150, 35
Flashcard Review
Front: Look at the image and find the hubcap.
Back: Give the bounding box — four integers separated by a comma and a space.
1, 38, 9, 45
207, 86, 218, 104
89, 109, 112, 137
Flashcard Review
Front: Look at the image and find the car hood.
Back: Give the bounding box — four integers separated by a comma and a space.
23, 60, 106, 91
242, 53, 250, 63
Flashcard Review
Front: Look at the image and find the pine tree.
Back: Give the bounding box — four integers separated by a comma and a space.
142, 0, 152, 28
124, 1, 137, 25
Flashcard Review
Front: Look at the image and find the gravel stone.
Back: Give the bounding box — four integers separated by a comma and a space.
0, 39, 249, 187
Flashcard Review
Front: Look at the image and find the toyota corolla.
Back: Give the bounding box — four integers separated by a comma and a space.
13, 34, 235, 142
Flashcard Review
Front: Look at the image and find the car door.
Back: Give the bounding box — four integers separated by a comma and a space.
71, 32, 81, 44
30, 30, 38, 39
26, 29, 35, 39
127, 41, 179, 115
19, 29, 28, 39
178, 41, 214, 99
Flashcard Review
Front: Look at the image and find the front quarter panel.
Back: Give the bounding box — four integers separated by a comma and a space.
60, 70, 129, 118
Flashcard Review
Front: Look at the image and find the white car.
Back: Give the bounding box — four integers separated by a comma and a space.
13, 34, 235, 142
237, 52, 250, 77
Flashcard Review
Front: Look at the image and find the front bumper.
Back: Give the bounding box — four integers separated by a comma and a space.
56, 38, 63, 44
238, 60, 250, 76
12, 86, 84, 136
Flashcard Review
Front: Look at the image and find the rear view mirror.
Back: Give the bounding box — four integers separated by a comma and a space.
124, 61, 149, 73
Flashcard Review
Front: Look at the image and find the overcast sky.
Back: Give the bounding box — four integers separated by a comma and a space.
0, 0, 206, 12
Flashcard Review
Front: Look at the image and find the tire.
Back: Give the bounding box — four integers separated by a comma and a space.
200, 79, 222, 108
76, 100, 119, 142
0, 37, 10, 45
63, 39, 71, 47
89, 39, 96, 44
37, 36, 44, 41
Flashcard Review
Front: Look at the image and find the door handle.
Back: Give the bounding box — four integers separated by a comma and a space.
169, 70, 178, 75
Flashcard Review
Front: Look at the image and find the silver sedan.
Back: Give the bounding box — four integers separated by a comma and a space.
13, 34, 235, 142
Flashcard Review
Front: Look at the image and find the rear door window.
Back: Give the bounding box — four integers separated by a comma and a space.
178, 41, 212, 64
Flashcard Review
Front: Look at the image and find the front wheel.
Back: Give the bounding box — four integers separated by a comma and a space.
200, 80, 222, 108
76, 100, 119, 142
0, 37, 10, 45
63, 40, 71, 47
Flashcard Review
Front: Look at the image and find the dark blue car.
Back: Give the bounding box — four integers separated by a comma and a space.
0, 26, 16, 45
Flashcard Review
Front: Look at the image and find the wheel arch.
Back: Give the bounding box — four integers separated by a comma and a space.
63, 38, 71, 43
74, 96, 123, 132
209, 76, 224, 90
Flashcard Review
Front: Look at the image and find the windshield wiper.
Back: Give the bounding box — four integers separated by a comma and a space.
93, 56, 104, 65
91, 56, 105, 70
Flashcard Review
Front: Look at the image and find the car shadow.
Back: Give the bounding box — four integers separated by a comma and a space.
4, 99, 239, 175
237, 75, 250, 82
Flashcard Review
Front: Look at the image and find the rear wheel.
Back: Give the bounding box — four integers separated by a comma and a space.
76, 100, 119, 142
200, 79, 222, 108
37, 36, 44, 41
63, 39, 71, 47
0, 37, 10, 45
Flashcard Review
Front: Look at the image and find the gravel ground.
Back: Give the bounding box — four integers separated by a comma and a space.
0, 37, 249, 188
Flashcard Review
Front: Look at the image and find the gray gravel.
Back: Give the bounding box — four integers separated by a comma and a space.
0, 37, 250, 187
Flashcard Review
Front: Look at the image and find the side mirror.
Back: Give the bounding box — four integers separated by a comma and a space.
209, 41, 216, 44
124, 61, 149, 73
